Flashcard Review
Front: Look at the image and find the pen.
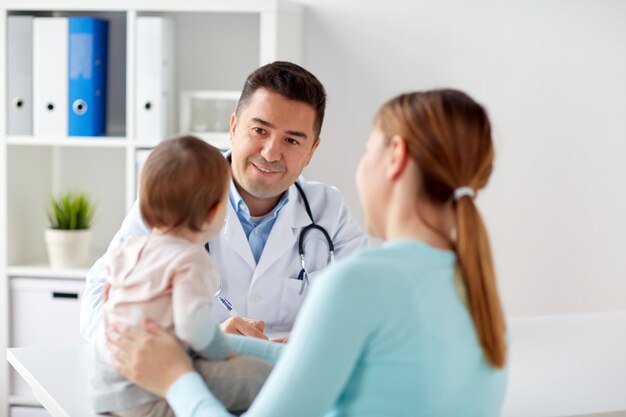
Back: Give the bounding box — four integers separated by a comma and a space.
218, 296, 239, 317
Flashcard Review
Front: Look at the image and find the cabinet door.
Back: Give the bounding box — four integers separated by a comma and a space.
10, 406, 52, 417
9, 278, 86, 395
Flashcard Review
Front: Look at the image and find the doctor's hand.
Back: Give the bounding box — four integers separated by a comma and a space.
107, 319, 192, 397
220, 316, 268, 340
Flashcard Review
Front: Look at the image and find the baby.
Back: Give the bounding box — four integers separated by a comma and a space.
90, 136, 272, 417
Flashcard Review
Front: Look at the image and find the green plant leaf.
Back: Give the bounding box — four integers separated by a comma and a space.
47, 191, 96, 230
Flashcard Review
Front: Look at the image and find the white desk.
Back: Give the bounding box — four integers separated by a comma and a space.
501, 311, 626, 417
7, 344, 102, 417
7, 312, 626, 417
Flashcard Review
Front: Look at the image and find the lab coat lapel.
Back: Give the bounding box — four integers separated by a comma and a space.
222, 202, 256, 270
254, 185, 311, 279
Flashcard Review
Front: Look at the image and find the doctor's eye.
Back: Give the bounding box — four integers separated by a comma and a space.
252, 127, 267, 136
286, 137, 300, 146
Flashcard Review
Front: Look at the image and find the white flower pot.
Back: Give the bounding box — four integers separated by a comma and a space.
45, 229, 92, 269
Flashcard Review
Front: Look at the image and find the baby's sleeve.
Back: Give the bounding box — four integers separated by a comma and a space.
171, 248, 230, 361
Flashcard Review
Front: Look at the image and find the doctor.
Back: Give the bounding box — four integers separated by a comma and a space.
80, 61, 368, 342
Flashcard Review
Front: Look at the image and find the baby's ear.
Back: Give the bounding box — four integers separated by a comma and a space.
206, 200, 224, 223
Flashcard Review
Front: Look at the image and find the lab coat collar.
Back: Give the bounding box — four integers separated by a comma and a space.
286, 179, 316, 229
222, 201, 256, 270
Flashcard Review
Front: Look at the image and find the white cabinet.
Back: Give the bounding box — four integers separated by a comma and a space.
0, 2, 303, 415
10, 406, 51, 417
9, 278, 85, 396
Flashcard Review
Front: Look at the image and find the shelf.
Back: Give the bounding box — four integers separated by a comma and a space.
8, 395, 40, 407
1, 4, 302, 415
6, 136, 129, 148
3, 0, 294, 13
8, 265, 89, 280
134, 135, 231, 151
133, 140, 166, 148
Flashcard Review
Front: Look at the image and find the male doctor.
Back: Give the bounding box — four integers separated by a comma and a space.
80, 61, 368, 342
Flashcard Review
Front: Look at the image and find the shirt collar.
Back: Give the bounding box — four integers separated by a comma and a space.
229, 180, 290, 221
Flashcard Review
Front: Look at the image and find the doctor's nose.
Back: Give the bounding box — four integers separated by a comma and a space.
259, 136, 282, 162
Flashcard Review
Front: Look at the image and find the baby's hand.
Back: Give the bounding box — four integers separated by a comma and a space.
226, 351, 238, 360
103, 283, 111, 302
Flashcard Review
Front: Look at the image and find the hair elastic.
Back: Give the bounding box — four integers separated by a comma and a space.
453, 186, 475, 201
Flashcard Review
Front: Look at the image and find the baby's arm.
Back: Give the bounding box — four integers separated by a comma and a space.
172, 249, 231, 361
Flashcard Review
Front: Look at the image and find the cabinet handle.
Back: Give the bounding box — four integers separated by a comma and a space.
52, 292, 79, 299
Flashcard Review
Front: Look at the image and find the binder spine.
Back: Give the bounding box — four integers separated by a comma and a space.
7, 16, 34, 135
68, 17, 109, 137
33, 17, 69, 136
136, 17, 173, 142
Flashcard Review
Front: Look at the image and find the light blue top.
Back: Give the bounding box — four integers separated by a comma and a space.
166, 240, 508, 417
229, 180, 289, 263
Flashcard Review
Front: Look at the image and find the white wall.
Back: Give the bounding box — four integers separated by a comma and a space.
299, 0, 626, 317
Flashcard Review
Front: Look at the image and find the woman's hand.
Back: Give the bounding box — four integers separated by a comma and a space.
107, 318, 193, 397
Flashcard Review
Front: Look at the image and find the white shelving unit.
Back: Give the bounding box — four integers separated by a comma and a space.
0, 1, 302, 416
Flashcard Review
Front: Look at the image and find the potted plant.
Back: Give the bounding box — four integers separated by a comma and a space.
45, 191, 96, 269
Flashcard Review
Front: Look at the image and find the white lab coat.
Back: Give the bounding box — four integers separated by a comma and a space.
80, 178, 368, 343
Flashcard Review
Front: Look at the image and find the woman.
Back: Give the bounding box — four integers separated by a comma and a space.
107, 89, 508, 417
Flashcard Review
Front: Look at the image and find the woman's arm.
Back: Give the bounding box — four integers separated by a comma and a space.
110, 262, 373, 417
108, 319, 233, 417
107, 319, 193, 397
240, 267, 373, 417
225, 334, 283, 365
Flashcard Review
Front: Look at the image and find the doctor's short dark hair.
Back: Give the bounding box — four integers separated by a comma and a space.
139, 136, 230, 232
236, 61, 326, 139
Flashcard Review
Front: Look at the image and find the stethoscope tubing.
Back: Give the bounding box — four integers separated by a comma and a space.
207, 180, 335, 299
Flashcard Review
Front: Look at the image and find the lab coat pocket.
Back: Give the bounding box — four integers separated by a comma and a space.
278, 276, 308, 327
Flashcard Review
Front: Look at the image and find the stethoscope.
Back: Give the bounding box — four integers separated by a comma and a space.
206, 180, 335, 314
293, 181, 335, 294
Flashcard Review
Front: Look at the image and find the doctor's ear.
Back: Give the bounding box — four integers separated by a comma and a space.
386, 135, 409, 181
304, 138, 321, 166
229, 113, 237, 144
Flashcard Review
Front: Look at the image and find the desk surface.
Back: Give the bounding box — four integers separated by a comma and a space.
7, 312, 626, 417
7, 344, 101, 417
501, 311, 626, 417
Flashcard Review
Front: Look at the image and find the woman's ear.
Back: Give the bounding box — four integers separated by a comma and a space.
386, 135, 409, 181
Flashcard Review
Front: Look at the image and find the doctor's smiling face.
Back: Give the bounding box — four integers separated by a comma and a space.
229, 88, 320, 215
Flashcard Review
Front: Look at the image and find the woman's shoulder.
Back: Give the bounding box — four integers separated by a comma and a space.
318, 243, 396, 288
318, 240, 456, 296
329, 245, 392, 275
337, 240, 454, 273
